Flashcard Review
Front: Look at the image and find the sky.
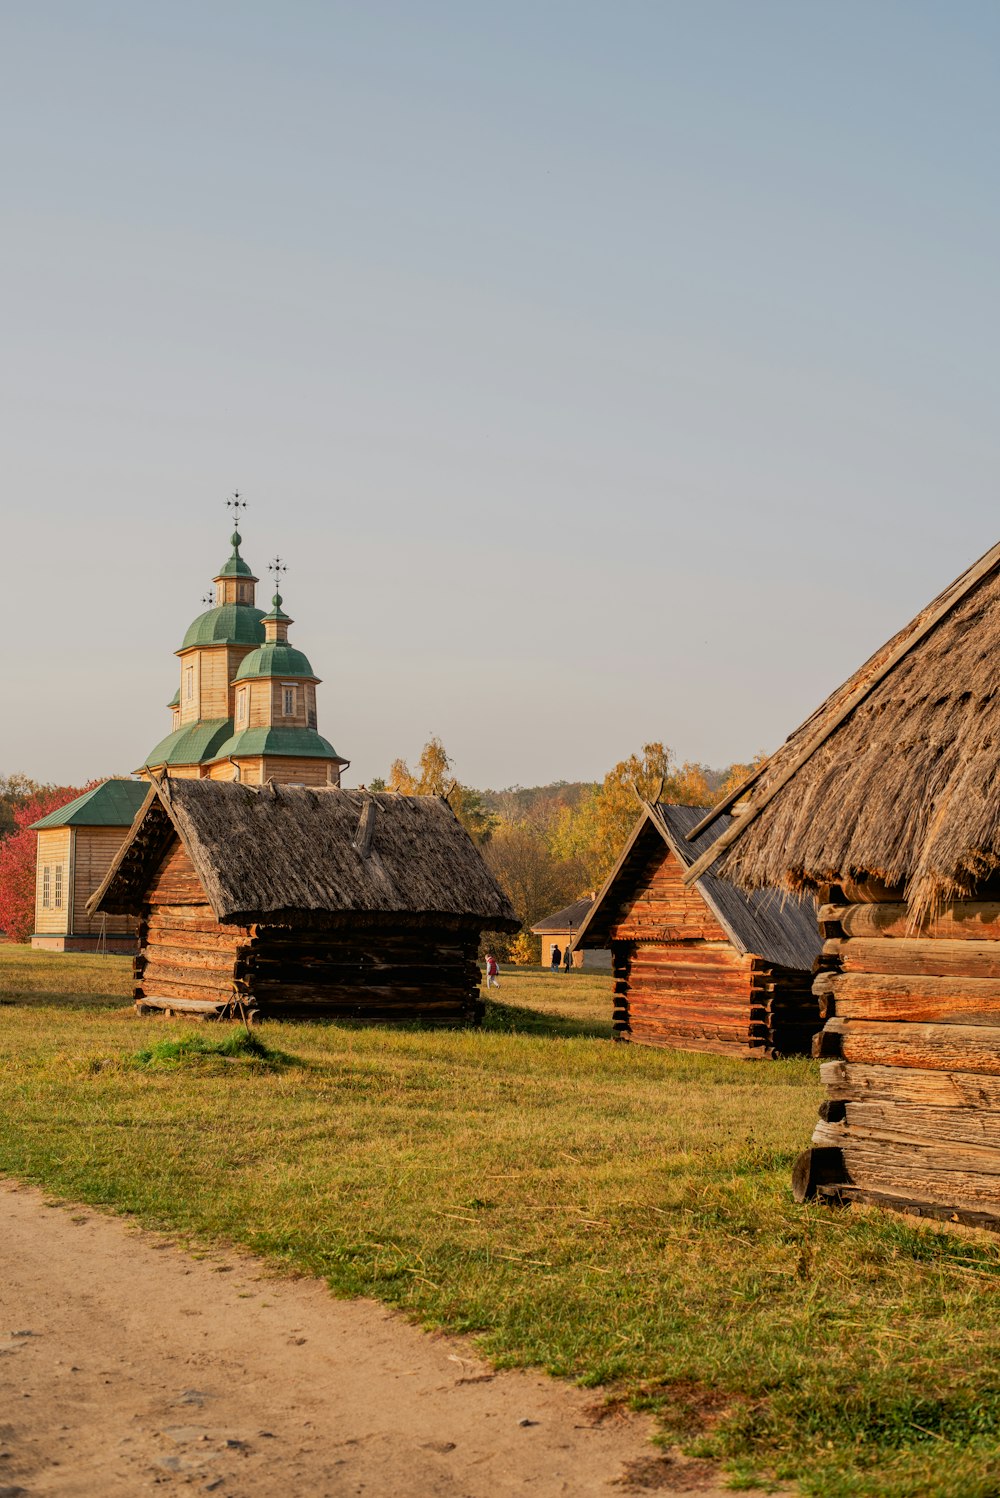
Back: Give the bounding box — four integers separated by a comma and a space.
3, 1, 999, 790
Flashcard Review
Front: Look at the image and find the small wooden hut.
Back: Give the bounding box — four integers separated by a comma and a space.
30, 779, 149, 952
683, 540, 1000, 1227
531, 897, 611, 970
89, 779, 517, 1024
574, 802, 822, 1056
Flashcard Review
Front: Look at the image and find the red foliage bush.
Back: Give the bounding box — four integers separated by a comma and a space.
0, 782, 102, 943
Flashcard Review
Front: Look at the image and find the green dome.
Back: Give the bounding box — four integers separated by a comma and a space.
139, 719, 234, 770
212, 726, 344, 762
215, 529, 256, 579
233, 642, 317, 681
180, 604, 265, 651
217, 554, 255, 578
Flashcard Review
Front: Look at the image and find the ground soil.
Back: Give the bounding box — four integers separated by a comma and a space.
0, 1181, 749, 1497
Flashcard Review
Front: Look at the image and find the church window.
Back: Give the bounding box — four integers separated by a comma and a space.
282, 685, 295, 717
54, 865, 63, 909
185, 666, 194, 701
238, 583, 247, 601
42, 867, 50, 908
236, 688, 247, 725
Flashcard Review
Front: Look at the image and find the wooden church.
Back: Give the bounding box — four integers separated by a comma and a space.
685, 539, 1000, 1229
32, 504, 349, 948
89, 778, 517, 1024
574, 801, 822, 1056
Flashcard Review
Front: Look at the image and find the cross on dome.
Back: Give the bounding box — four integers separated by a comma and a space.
269, 555, 288, 610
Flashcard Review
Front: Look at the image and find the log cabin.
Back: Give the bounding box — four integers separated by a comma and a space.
684, 538, 1000, 1228
88, 778, 518, 1025
573, 802, 822, 1056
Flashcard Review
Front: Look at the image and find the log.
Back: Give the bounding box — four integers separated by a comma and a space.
834, 1099, 1000, 1151
818, 971, 1000, 1026
821, 1018, 1000, 1074
820, 1059, 1000, 1108
832, 1138, 1000, 1214
138, 994, 229, 1014
837, 902, 1000, 943
791, 1146, 845, 1202
824, 937, 1000, 980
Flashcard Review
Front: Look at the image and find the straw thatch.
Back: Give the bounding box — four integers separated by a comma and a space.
90, 779, 518, 931
699, 541, 1000, 916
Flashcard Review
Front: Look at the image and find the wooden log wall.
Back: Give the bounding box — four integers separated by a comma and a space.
796, 895, 1000, 1228
607, 851, 818, 1057
134, 838, 483, 1024
134, 839, 248, 1011
245, 927, 483, 1024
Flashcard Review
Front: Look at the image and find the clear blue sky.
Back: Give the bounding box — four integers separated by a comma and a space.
4, 2, 998, 788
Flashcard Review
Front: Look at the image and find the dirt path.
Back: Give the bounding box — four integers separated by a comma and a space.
0, 1181, 743, 1497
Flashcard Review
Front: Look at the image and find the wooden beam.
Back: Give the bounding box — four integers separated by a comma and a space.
681, 538, 1000, 886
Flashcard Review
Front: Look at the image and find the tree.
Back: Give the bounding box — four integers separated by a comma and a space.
387, 736, 495, 844
549, 743, 714, 886
0, 774, 44, 842
483, 821, 588, 932
0, 781, 102, 943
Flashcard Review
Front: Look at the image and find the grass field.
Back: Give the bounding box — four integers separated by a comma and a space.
4, 947, 1000, 1496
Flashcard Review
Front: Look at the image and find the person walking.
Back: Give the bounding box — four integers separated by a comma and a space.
550, 943, 562, 973
485, 953, 500, 990
563, 943, 573, 973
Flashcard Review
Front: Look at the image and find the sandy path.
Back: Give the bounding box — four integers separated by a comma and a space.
0, 1181, 739, 1497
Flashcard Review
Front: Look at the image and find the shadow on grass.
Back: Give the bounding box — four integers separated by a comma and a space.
481, 999, 612, 1040
0, 992, 129, 1011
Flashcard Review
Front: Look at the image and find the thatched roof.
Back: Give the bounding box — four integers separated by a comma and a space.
685, 540, 1000, 915
575, 802, 821, 971
89, 780, 519, 931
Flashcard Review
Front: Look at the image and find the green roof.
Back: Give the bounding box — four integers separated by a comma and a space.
180, 603, 265, 651
167, 689, 180, 708
211, 726, 345, 762
216, 554, 254, 578
233, 643, 317, 682
215, 529, 256, 580
139, 719, 234, 770
30, 779, 150, 831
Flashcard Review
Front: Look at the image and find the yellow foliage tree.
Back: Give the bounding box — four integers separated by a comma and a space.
387, 736, 493, 843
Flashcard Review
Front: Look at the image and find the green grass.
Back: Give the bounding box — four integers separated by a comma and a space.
4, 947, 1000, 1495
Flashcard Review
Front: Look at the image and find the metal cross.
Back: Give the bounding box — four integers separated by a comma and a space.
201, 591, 216, 607
269, 555, 288, 593
226, 491, 248, 523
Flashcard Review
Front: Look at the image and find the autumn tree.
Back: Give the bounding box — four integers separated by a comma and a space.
386, 736, 494, 844
548, 743, 717, 886
483, 822, 588, 932
0, 781, 102, 942
0, 774, 44, 842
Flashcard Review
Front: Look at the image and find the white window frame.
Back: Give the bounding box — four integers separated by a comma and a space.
282, 683, 296, 717
54, 865, 63, 910
42, 866, 51, 909
236, 688, 248, 726
185, 665, 195, 701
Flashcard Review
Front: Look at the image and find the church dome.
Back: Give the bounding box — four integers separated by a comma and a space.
180, 603, 265, 651
233, 641, 317, 681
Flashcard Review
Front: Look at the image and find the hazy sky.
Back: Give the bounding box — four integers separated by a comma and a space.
3, 2, 998, 790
